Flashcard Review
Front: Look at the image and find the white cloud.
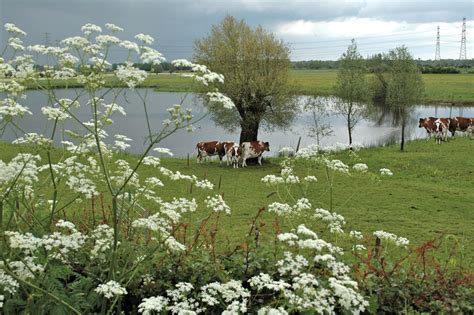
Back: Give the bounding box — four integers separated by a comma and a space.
274, 18, 472, 60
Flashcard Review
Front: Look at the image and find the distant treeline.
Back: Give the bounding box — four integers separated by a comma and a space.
292, 58, 474, 73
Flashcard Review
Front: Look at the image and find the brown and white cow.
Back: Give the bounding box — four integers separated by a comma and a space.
419, 117, 438, 139
240, 141, 270, 167
223, 142, 240, 168
196, 141, 225, 163
449, 117, 474, 136
436, 118, 450, 142
434, 119, 448, 144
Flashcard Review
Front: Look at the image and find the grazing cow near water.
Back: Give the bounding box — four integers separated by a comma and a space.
436, 118, 451, 142
449, 117, 474, 136
223, 142, 240, 168
196, 141, 225, 163
241, 141, 270, 167
419, 117, 438, 139
434, 119, 448, 144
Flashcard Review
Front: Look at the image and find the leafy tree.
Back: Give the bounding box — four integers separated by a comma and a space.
194, 16, 297, 143
385, 46, 424, 151
334, 39, 370, 145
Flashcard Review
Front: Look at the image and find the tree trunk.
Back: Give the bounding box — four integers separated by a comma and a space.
400, 123, 405, 151
239, 119, 260, 144
347, 113, 352, 146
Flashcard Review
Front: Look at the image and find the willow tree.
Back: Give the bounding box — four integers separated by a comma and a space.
385, 46, 424, 151
334, 39, 370, 145
194, 16, 296, 143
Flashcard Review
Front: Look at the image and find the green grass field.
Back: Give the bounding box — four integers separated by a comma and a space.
18, 70, 474, 105
1, 137, 473, 264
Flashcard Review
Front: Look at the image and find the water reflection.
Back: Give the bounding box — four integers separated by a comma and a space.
2, 89, 473, 156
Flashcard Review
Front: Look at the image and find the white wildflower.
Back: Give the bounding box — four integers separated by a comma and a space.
261, 174, 284, 186
105, 23, 124, 32
119, 40, 139, 54
379, 168, 393, 176
304, 175, 318, 182
268, 202, 293, 216
140, 47, 165, 65
207, 92, 234, 109
135, 33, 154, 45
373, 230, 409, 248
352, 163, 368, 173
81, 23, 102, 35
95, 280, 127, 299
115, 63, 147, 88
4, 23, 27, 36
138, 296, 169, 314
205, 194, 231, 214
349, 230, 363, 240
0, 269, 19, 294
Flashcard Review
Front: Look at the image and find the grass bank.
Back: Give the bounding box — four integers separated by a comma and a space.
288, 70, 474, 105
16, 70, 474, 105
1, 137, 473, 264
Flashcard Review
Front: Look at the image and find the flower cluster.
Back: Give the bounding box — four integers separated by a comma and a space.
379, 168, 393, 176
205, 194, 231, 214
373, 230, 409, 248
352, 163, 368, 172
314, 208, 346, 234
95, 280, 127, 299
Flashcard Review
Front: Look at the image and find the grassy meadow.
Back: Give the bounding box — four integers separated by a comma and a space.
2, 137, 473, 264
18, 70, 474, 105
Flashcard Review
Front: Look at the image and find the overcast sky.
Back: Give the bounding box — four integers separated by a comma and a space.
1, 0, 472, 61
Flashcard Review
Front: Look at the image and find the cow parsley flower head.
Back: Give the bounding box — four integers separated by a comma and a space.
81, 23, 102, 35
105, 23, 124, 32
138, 296, 169, 314
325, 159, 349, 174
205, 194, 231, 214
140, 47, 165, 65
304, 175, 318, 182
135, 33, 154, 45
373, 230, 409, 247
352, 163, 368, 172
206, 92, 234, 109
379, 168, 393, 176
115, 62, 147, 88
261, 174, 284, 186
4, 23, 26, 36
0, 270, 19, 294
268, 202, 293, 216
95, 280, 127, 299
119, 40, 140, 54
95, 34, 120, 46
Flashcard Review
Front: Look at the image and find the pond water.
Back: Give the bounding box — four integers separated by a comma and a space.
3, 89, 474, 157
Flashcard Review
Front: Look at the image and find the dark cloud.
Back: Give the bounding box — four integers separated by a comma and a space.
1, 0, 472, 61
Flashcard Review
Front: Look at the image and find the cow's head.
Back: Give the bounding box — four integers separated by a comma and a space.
263, 141, 270, 151
418, 118, 425, 128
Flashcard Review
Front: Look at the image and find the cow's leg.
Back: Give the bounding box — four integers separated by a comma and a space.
242, 157, 247, 167
197, 151, 201, 163
258, 155, 262, 165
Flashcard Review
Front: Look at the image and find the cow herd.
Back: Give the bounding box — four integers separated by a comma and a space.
419, 116, 474, 144
195, 140, 270, 168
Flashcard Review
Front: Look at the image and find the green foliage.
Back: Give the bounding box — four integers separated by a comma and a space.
354, 237, 474, 313
194, 16, 297, 141
334, 40, 371, 144
420, 65, 461, 74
